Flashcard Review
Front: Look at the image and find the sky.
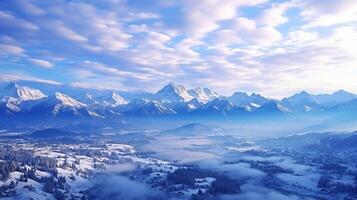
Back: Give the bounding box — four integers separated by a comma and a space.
0, 0, 357, 98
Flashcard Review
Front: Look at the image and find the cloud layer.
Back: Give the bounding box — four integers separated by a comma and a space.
0, 0, 356, 97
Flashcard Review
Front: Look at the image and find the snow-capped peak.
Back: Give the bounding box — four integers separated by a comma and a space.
95, 91, 128, 107
2, 82, 46, 101
54, 92, 86, 108
110, 92, 128, 106
187, 87, 219, 102
153, 82, 192, 102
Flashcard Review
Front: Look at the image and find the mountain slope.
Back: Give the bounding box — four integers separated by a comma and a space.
227, 92, 269, 108
1, 82, 46, 101
119, 99, 176, 116
313, 90, 357, 107
187, 87, 219, 102
152, 82, 192, 103
281, 91, 320, 112
163, 123, 223, 136
254, 101, 287, 115
28, 92, 100, 119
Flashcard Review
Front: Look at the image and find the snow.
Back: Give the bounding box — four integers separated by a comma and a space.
153, 82, 193, 102
35, 170, 52, 178
54, 92, 86, 108
100, 92, 129, 107
0, 172, 56, 200
187, 87, 219, 102
2, 96, 21, 112
110, 92, 128, 106
17, 86, 46, 101
1, 82, 46, 101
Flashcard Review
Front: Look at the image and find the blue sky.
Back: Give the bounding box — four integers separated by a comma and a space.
0, 0, 357, 98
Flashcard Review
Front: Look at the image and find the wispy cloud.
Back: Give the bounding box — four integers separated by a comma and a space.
0, 73, 62, 85
0, 44, 25, 55
28, 58, 54, 68
0, 0, 356, 97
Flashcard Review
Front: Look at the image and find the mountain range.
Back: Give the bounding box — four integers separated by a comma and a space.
1, 81, 356, 131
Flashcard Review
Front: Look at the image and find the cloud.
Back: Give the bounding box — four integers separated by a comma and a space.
258, 2, 291, 27
143, 136, 218, 164
1, 0, 357, 97
29, 58, 54, 68
19, 1, 45, 15
297, 0, 357, 27
160, 0, 269, 38
88, 163, 167, 200
0, 73, 62, 85
230, 17, 256, 31
127, 12, 161, 20
220, 183, 313, 200
50, 21, 88, 42
0, 44, 25, 55
197, 160, 266, 180
0, 10, 39, 31
285, 30, 318, 45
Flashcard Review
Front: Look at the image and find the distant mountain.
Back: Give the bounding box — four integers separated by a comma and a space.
187, 87, 219, 102
29, 92, 100, 119
196, 98, 244, 117
1, 81, 357, 130
313, 90, 357, 107
227, 92, 269, 108
257, 132, 334, 149
320, 131, 357, 149
1, 82, 46, 101
163, 123, 223, 136
168, 98, 202, 113
281, 91, 321, 112
119, 99, 176, 116
328, 99, 357, 114
97, 91, 128, 107
254, 101, 287, 115
152, 82, 192, 103
29, 128, 79, 138
258, 131, 357, 150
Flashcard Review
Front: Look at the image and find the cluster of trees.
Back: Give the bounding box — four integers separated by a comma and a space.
0, 145, 71, 199
0, 161, 17, 181
0, 145, 57, 175
190, 177, 241, 200
318, 175, 332, 188
165, 167, 241, 199
74, 148, 108, 158
166, 168, 217, 187
335, 182, 357, 195
43, 176, 67, 200
17, 166, 68, 200
318, 174, 357, 196
238, 159, 293, 174
0, 146, 57, 179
